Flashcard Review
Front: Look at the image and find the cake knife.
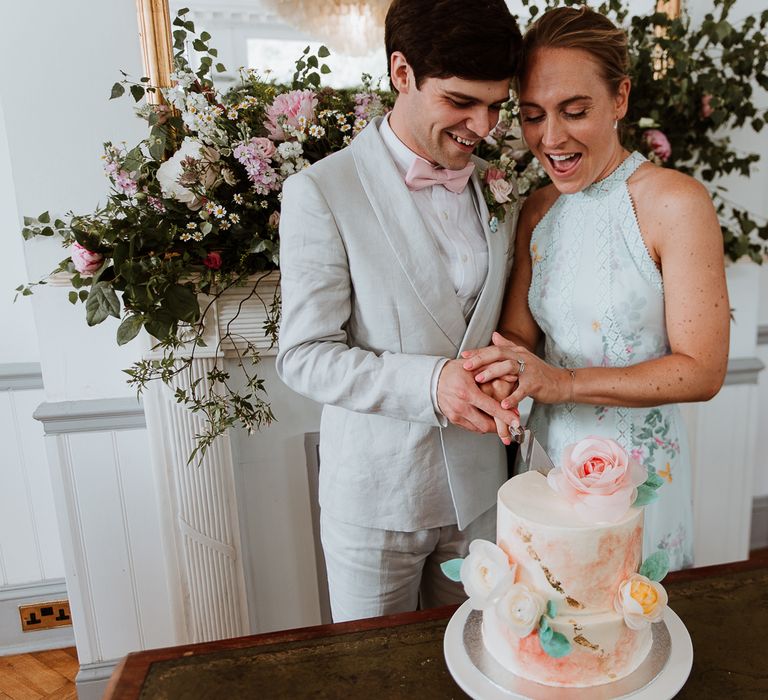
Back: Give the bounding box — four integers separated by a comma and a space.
509, 425, 556, 475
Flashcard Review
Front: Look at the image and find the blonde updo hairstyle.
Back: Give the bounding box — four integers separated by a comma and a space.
518, 5, 630, 96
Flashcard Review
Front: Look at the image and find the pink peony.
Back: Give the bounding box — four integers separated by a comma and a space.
265, 89, 317, 141
547, 436, 647, 523
643, 129, 671, 162
203, 251, 222, 270
70, 242, 104, 275
701, 94, 713, 119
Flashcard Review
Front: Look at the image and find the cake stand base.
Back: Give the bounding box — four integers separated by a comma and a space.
444, 601, 692, 700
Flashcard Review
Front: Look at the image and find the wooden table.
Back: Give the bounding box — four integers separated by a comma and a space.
105, 550, 768, 699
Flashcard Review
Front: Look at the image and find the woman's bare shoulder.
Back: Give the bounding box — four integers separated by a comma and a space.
629, 161, 712, 215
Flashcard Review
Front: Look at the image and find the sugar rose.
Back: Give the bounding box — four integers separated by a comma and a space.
614, 574, 668, 629
70, 242, 103, 275
460, 539, 516, 610
495, 582, 545, 638
547, 436, 647, 523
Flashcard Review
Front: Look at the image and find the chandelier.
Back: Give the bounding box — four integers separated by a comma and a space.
263, 0, 390, 56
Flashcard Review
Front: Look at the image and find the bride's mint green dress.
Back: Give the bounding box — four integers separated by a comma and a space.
526, 152, 694, 570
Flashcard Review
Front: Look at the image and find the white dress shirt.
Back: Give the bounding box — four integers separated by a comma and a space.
379, 116, 489, 419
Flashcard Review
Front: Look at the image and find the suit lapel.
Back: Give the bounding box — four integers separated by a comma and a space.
352, 120, 466, 349
458, 164, 516, 354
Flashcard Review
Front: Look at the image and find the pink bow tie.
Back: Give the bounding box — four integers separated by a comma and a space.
404, 159, 475, 194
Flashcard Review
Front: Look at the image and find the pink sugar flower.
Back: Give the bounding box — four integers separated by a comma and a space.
70, 242, 104, 275
265, 89, 317, 141
643, 129, 671, 162
547, 436, 647, 523
701, 94, 713, 119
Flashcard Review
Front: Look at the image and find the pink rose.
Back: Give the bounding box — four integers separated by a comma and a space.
70, 242, 104, 275
489, 178, 514, 204
265, 90, 317, 141
484, 167, 506, 182
700, 94, 713, 119
547, 436, 647, 523
268, 211, 280, 228
251, 137, 276, 160
643, 129, 671, 162
203, 251, 222, 270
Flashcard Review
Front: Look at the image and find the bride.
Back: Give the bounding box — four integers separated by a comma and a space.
463, 6, 729, 570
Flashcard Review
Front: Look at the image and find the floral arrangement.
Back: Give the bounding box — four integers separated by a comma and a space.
19, 10, 392, 460
478, 0, 768, 262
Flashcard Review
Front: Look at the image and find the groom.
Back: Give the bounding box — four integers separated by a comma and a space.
277, 0, 522, 622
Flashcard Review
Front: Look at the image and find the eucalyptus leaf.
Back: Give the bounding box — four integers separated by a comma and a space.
110, 82, 126, 99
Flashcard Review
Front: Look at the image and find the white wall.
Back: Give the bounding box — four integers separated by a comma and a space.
0, 0, 148, 402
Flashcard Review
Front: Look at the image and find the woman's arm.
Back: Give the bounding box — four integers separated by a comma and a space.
465, 166, 730, 409
491, 185, 559, 351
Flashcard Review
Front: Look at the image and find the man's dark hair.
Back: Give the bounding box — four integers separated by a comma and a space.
385, 0, 522, 91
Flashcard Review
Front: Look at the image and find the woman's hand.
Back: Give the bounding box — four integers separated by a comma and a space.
463, 332, 571, 407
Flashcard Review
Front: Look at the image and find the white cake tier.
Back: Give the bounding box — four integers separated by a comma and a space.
483, 605, 652, 687
497, 471, 643, 615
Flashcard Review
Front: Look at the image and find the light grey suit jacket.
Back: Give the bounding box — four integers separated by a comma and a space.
276, 118, 519, 531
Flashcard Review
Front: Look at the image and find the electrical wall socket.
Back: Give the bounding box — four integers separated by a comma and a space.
19, 600, 72, 632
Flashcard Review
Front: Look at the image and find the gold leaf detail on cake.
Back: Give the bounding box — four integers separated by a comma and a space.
526, 545, 540, 562
540, 565, 565, 594
517, 527, 532, 543
566, 596, 584, 609
573, 634, 600, 652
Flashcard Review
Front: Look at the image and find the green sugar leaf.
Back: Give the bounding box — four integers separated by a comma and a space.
546, 600, 558, 619
640, 550, 670, 582
538, 616, 553, 643
540, 630, 572, 658
644, 471, 665, 490
633, 484, 661, 507
440, 558, 463, 582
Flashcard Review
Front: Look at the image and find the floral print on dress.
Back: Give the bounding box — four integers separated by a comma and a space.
526, 152, 694, 570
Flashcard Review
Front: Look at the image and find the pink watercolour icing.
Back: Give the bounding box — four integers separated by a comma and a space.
483, 471, 653, 688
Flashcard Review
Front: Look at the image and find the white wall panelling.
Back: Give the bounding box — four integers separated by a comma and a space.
35, 399, 176, 680
0, 363, 71, 654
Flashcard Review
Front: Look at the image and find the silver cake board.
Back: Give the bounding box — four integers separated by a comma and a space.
444, 601, 693, 700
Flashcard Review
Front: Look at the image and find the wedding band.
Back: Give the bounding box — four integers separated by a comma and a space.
517, 359, 525, 375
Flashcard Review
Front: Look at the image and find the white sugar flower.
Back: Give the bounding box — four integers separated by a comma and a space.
460, 540, 516, 610
495, 583, 545, 638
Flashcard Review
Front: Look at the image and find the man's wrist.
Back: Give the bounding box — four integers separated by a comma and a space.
431, 357, 450, 425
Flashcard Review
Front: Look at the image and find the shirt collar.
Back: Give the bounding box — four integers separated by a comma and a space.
379, 113, 430, 177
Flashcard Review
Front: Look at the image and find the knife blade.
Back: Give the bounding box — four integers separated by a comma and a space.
509, 426, 556, 475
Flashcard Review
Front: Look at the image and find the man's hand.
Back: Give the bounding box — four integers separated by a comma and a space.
437, 359, 520, 433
